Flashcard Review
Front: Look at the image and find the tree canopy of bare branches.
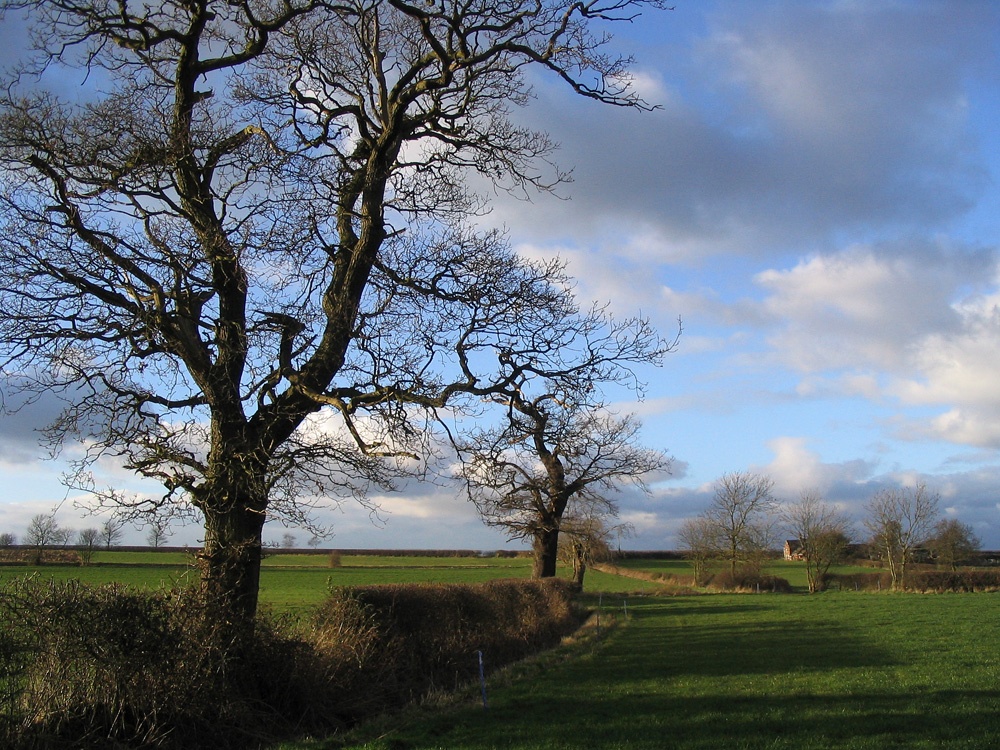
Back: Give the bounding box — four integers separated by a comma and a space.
0, 0, 668, 623
704, 471, 778, 577
455, 308, 673, 579
864, 484, 940, 590
926, 517, 980, 572
782, 491, 852, 593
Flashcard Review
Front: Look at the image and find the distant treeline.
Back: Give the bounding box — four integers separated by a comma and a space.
7, 544, 1000, 563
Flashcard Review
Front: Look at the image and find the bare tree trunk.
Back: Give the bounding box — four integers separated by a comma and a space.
571, 553, 587, 588
194, 450, 270, 623
532, 529, 560, 578
199, 503, 266, 625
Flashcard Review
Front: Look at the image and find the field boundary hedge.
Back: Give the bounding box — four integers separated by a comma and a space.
0, 577, 579, 749
311, 578, 580, 722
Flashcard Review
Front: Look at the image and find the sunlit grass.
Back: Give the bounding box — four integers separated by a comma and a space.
0, 551, 661, 614
326, 592, 1000, 750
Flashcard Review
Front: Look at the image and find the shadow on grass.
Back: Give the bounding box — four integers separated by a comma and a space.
442, 688, 1000, 749
333, 597, 1000, 749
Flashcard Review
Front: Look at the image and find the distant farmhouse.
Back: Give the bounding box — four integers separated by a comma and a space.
783, 540, 804, 561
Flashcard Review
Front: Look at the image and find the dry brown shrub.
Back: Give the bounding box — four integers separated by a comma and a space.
0, 577, 580, 748
711, 570, 793, 593
309, 578, 579, 722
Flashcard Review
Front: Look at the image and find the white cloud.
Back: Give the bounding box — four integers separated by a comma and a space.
756, 436, 876, 499
754, 244, 981, 373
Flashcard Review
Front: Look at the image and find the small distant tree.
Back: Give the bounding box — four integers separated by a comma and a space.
927, 518, 980, 571
782, 491, 852, 593
53, 526, 75, 548
24, 513, 60, 564
677, 516, 718, 586
281, 533, 297, 550
77, 528, 100, 565
307, 536, 321, 550
705, 472, 778, 577
557, 503, 630, 588
146, 519, 172, 549
0, 532, 15, 547
100, 519, 125, 549
864, 484, 940, 590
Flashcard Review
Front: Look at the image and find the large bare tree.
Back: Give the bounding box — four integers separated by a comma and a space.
456, 310, 673, 579
0, 0, 667, 623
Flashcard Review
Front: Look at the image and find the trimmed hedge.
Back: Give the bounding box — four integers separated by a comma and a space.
710, 570, 793, 593
822, 571, 892, 591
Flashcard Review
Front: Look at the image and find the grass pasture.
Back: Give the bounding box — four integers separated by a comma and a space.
331, 592, 1000, 750
4, 552, 1000, 748
0, 551, 664, 613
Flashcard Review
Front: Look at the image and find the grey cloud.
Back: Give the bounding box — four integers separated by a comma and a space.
488, 1, 996, 260
0, 385, 64, 465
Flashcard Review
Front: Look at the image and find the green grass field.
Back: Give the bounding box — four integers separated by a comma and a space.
330, 592, 1000, 750
5, 552, 999, 748
0, 551, 663, 614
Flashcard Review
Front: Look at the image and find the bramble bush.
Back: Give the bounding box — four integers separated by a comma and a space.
0, 577, 579, 749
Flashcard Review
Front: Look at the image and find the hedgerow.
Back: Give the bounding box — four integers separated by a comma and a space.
905, 570, 1000, 592
0, 576, 578, 749
309, 578, 580, 723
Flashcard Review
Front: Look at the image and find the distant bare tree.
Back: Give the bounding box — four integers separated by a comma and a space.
864, 484, 940, 590
24, 513, 60, 564
557, 500, 632, 588
53, 526, 74, 548
281, 533, 297, 550
0, 532, 15, 547
100, 518, 124, 549
456, 308, 674, 579
677, 516, 718, 586
782, 491, 852, 593
77, 528, 100, 565
705, 472, 778, 578
927, 518, 980, 571
460, 403, 670, 579
146, 518, 172, 549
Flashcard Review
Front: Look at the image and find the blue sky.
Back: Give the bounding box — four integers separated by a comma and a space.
2, 0, 1000, 551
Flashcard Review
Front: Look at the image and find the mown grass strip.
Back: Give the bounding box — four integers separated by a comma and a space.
323, 592, 1000, 750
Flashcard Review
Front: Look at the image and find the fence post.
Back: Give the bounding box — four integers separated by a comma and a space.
478, 650, 488, 710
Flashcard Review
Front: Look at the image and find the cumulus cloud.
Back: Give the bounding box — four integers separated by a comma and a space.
752, 241, 993, 373
756, 437, 876, 499
740, 241, 1000, 450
